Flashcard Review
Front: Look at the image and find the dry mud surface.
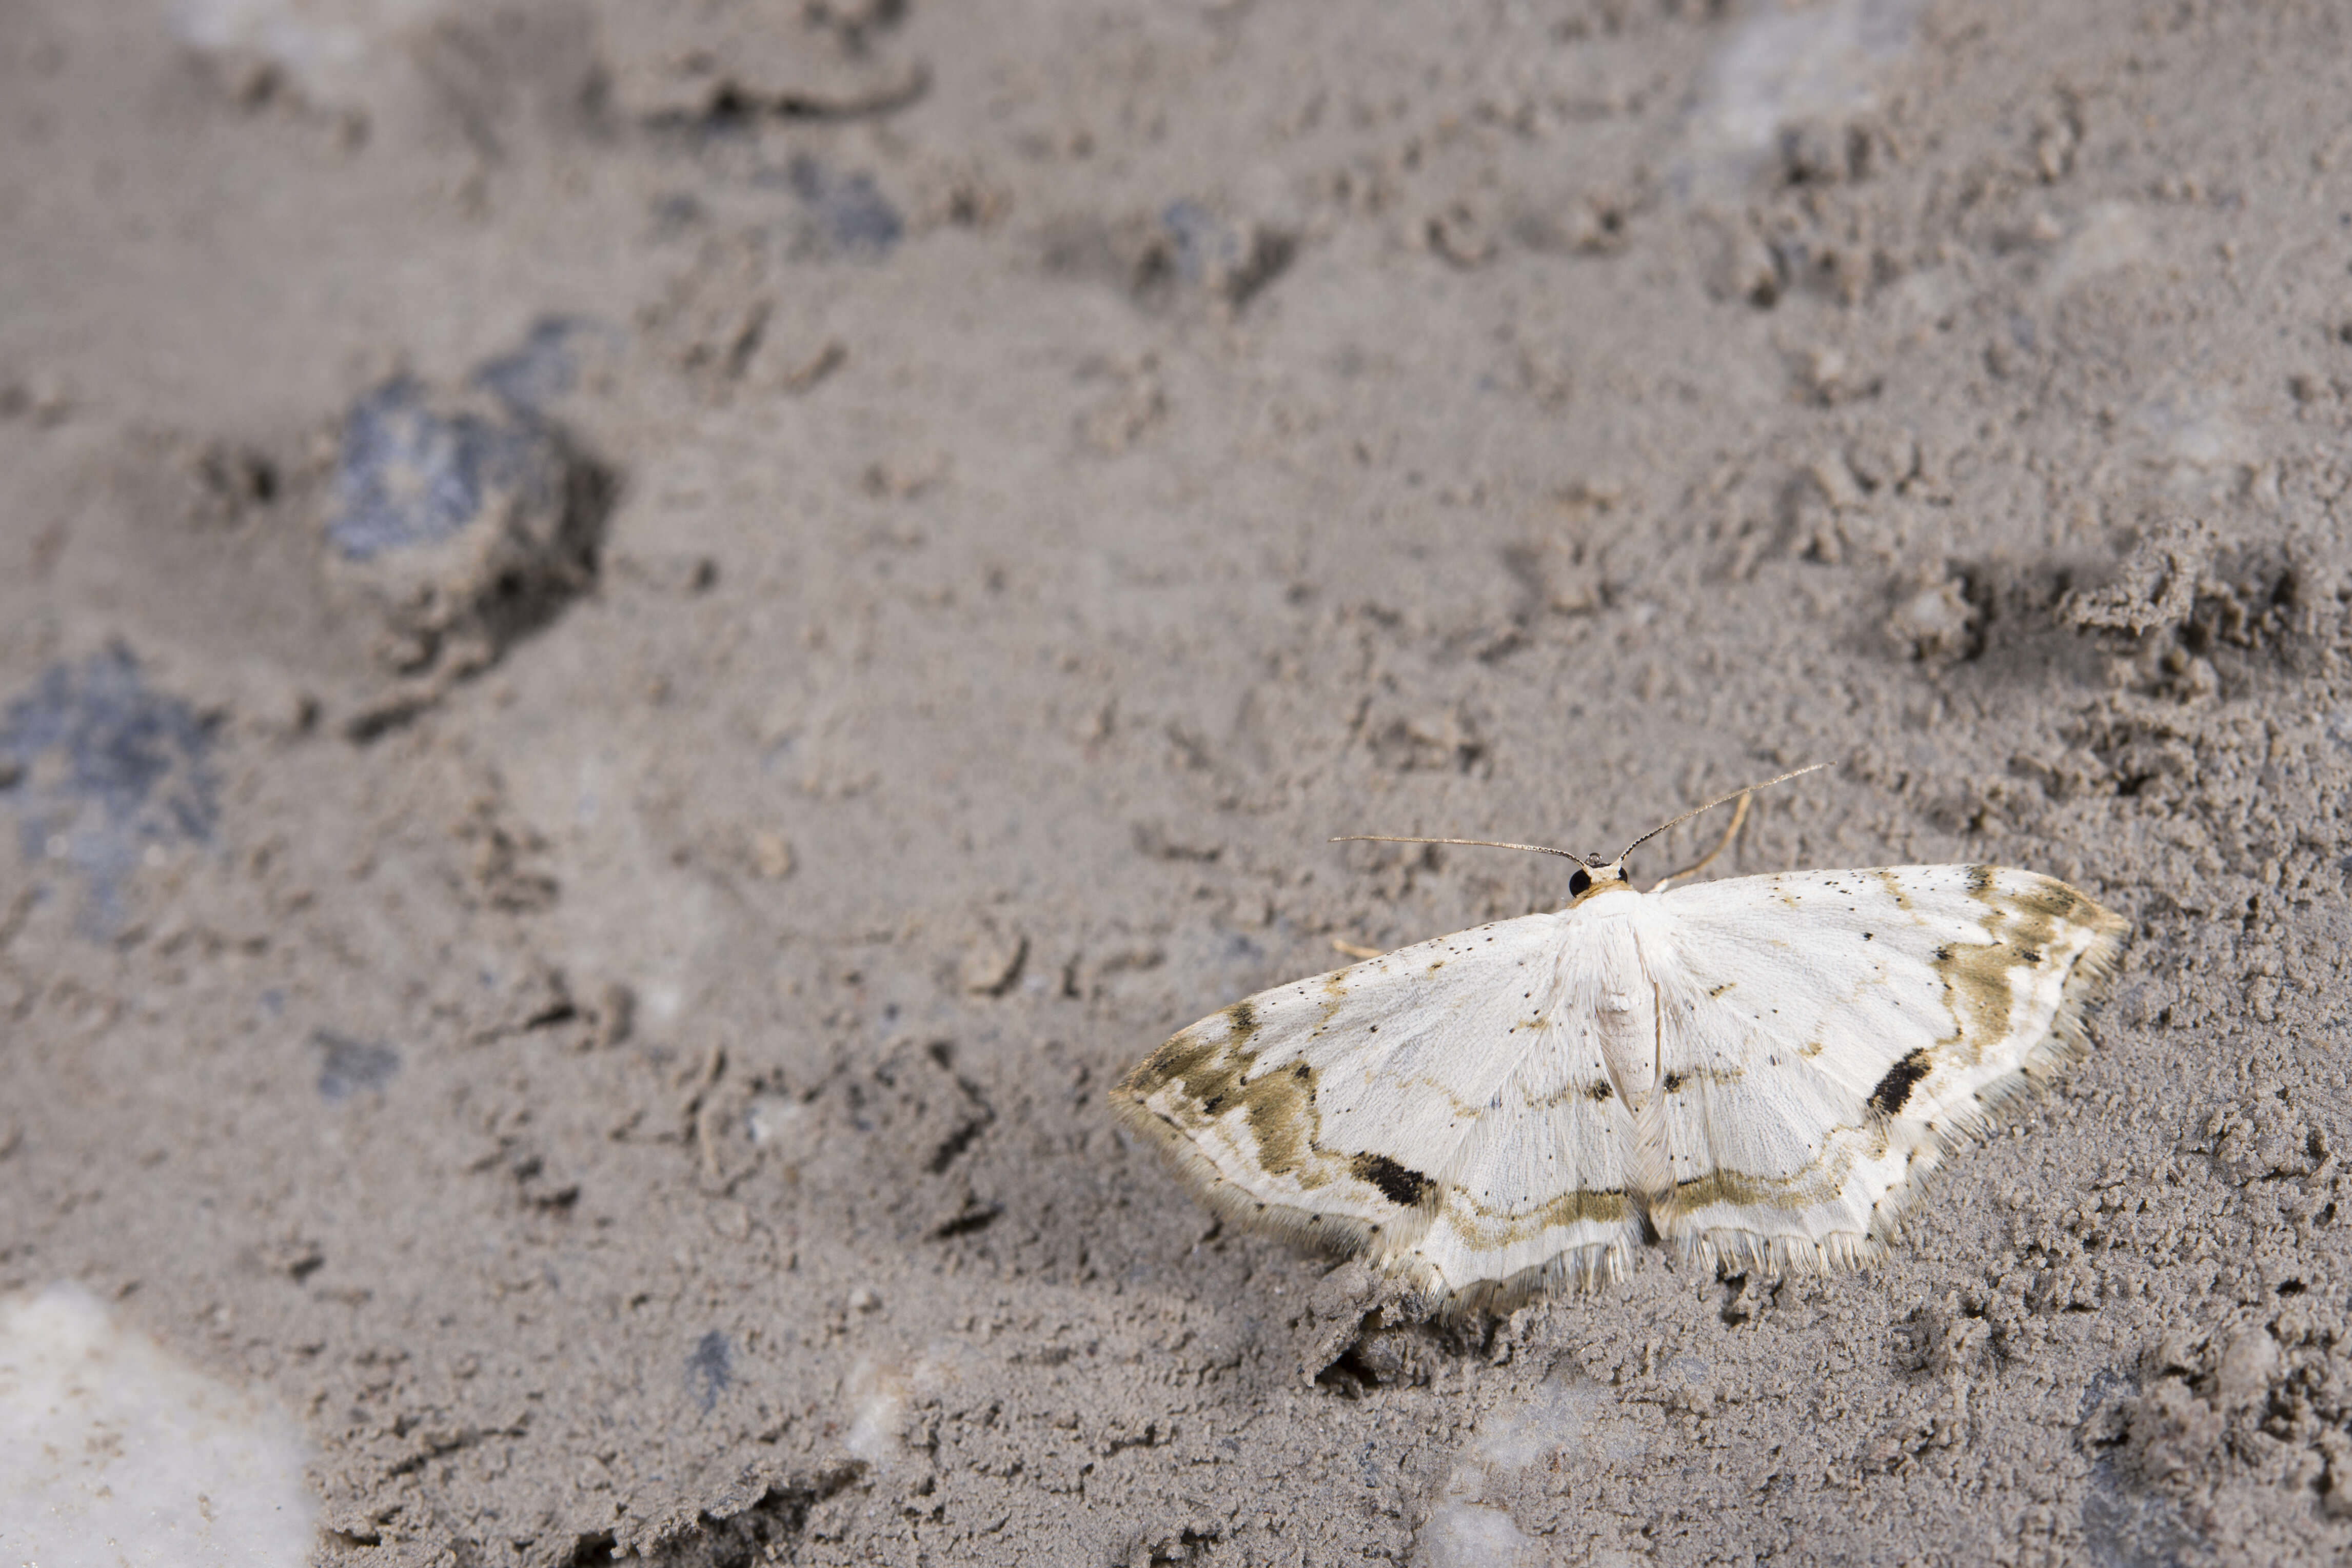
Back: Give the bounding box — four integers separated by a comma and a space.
5, 2, 2352, 1564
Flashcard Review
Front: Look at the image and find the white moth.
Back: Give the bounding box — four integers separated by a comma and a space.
1111, 768, 2129, 1314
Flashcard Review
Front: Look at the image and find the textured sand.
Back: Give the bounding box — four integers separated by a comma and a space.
4, 2, 2351, 1563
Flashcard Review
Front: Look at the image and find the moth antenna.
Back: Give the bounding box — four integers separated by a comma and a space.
1649, 791, 1750, 892
1330, 835, 1592, 864
1614, 762, 1827, 868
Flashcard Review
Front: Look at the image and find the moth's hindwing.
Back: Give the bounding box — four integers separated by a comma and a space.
1111, 911, 1645, 1310
1641, 865, 2129, 1272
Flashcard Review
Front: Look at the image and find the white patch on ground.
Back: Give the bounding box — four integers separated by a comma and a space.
2039, 201, 2152, 296
843, 1344, 971, 1464
745, 1094, 808, 1146
1685, 0, 1922, 186
167, 0, 447, 108
844, 1354, 910, 1463
1416, 1372, 1650, 1566
0, 1281, 315, 1567
2135, 383, 2251, 472
1416, 1499, 1535, 1568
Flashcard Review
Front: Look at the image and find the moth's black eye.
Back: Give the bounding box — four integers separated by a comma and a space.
1568, 868, 1592, 896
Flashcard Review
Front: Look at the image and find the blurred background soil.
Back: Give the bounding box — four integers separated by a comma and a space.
4, 2, 2352, 1563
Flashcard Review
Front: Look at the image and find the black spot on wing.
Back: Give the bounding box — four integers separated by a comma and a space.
1350, 1152, 1436, 1208
1868, 1048, 1933, 1117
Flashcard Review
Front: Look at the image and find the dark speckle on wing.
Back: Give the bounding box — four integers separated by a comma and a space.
1350, 1152, 1437, 1208
1867, 1047, 1933, 1118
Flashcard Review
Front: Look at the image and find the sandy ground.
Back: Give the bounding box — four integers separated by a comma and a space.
4, 1, 2352, 1563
